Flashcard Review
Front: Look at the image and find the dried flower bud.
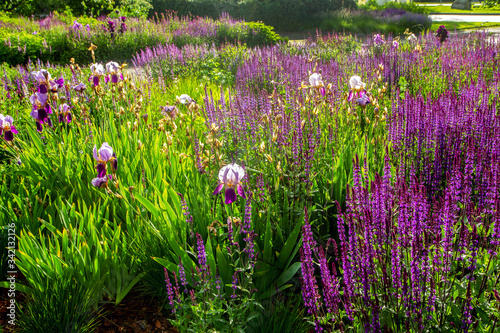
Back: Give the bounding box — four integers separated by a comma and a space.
260, 114, 269, 124
259, 141, 266, 153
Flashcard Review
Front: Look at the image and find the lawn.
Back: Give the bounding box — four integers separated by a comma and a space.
431, 20, 500, 30
418, 3, 500, 13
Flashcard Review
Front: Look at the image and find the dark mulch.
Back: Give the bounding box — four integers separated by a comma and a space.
95, 291, 178, 333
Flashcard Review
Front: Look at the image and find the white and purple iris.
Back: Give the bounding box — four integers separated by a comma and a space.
32, 69, 50, 94
309, 73, 326, 96
105, 61, 123, 84
213, 163, 246, 204
58, 104, 72, 123
89, 63, 105, 86
32, 69, 64, 93
29, 92, 52, 132
0, 114, 18, 141
348, 76, 370, 107
177, 94, 194, 105
92, 142, 118, 188
72, 82, 86, 92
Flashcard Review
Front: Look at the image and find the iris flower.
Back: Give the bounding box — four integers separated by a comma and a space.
92, 143, 117, 188
347, 76, 368, 102
309, 73, 323, 87
89, 63, 105, 86
373, 34, 384, 46
58, 104, 72, 123
32, 69, 51, 94
177, 94, 194, 105
73, 20, 83, 31
91, 174, 113, 188
356, 94, 371, 108
72, 82, 86, 92
49, 77, 64, 93
309, 73, 326, 96
33, 69, 64, 93
213, 163, 246, 204
161, 105, 178, 118
93, 142, 118, 178
0, 114, 18, 141
105, 61, 123, 83
29, 92, 52, 132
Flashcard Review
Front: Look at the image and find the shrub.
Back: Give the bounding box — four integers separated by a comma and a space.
319, 8, 431, 35
360, 0, 431, 15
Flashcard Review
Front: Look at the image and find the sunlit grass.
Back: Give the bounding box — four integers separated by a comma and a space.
420, 3, 500, 13
431, 21, 500, 30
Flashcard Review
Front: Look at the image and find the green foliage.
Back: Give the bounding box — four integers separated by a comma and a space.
0, 29, 47, 67
245, 22, 282, 47
150, 0, 357, 31
17, 275, 102, 333
0, 20, 497, 333
246, 296, 312, 333
158, 231, 264, 332
115, 0, 154, 18
0, 12, 281, 67
360, 0, 430, 15
319, 8, 432, 35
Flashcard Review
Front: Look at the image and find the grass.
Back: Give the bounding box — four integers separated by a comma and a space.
418, 4, 500, 13
431, 21, 500, 30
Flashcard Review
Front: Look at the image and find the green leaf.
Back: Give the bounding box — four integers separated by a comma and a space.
134, 193, 160, 218
216, 245, 232, 287
263, 217, 273, 263
0, 281, 34, 294
275, 261, 301, 287
277, 219, 302, 270
116, 272, 146, 305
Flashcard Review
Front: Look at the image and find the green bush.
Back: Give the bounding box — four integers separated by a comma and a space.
359, 0, 430, 15
0, 29, 48, 67
319, 8, 432, 35
246, 22, 282, 47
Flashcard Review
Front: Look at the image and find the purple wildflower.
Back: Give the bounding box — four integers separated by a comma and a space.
72, 20, 83, 31
164, 268, 176, 313
196, 233, 210, 280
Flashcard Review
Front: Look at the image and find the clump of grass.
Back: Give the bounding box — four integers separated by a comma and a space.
320, 7, 431, 35
17, 276, 102, 333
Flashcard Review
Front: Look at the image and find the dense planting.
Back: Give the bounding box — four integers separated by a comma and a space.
0, 11, 281, 67
0, 15, 499, 333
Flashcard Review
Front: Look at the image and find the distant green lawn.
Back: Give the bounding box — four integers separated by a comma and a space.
418, 3, 500, 14
431, 21, 500, 30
